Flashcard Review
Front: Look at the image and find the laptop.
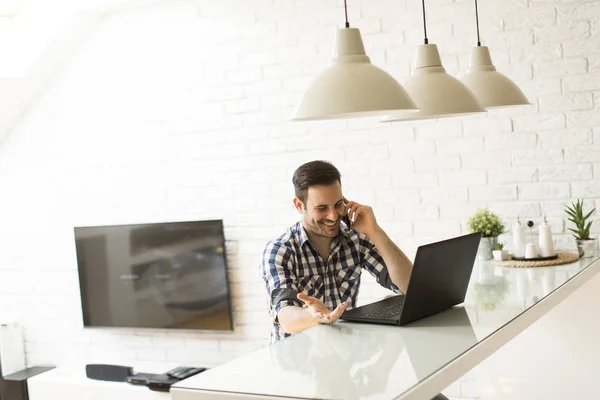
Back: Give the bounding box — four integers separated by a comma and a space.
340, 232, 481, 326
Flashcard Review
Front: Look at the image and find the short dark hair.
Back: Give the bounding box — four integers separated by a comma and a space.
292, 160, 341, 204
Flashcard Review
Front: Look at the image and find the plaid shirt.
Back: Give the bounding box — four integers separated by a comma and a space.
259, 221, 400, 343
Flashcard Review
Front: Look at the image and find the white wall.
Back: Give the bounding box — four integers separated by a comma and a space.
0, 0, 598, 372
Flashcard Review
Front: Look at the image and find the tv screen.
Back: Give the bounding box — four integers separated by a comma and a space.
74, 220, 233, 331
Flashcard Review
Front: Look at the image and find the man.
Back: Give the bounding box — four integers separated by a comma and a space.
259, 160, 413, 343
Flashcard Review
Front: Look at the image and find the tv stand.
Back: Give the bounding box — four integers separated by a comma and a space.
27, 366, 171, 400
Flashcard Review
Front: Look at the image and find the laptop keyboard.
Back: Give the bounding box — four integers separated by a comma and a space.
364, 302, 404, 319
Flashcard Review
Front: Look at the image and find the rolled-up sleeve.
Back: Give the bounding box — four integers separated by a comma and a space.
259, 240, 303, 323
359, 234, 403, 294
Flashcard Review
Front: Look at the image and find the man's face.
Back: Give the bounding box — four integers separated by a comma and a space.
296, 181, 345, 239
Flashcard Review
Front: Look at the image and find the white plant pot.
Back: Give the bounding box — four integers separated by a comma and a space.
577, 238, 598, 258
492, 250, 509, 261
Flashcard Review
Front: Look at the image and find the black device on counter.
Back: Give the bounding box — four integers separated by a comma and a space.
85, 364, 133, 382
165, 366, 206, 380
145, 367, 206, 392
85, 364, 206, 392
126, 372, 163, 386
146, 375, 180, 392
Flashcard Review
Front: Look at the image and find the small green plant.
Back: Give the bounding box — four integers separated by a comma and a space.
565, 199, 595, 240
494, 242, 504, 251
467, 209, 505, 237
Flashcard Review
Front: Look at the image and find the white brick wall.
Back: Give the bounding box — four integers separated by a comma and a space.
0, 1, 598, 392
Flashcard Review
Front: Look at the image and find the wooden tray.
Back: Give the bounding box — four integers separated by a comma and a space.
491, 251, 579, 268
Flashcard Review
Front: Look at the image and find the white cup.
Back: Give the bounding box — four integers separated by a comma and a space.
525, 243, 538, 259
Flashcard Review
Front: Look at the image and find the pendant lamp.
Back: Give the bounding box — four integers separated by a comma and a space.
382, 0, 485, 122
458, 0, 530, 108
291, 1, 418, 121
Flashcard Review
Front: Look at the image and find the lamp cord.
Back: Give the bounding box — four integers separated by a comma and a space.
475, 0, 481, 46
421, 0, 428, 44
344, 0, 350, 28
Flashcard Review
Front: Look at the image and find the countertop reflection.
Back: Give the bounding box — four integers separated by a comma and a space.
464, 255, 597, 338
174, 254, 600, 400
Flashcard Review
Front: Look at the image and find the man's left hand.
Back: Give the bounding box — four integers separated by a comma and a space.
343, 197, 380, 237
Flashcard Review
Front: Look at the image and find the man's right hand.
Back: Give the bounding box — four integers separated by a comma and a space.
297, 293, 347, 324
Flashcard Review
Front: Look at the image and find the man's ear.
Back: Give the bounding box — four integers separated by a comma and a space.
293, 197, 305, 213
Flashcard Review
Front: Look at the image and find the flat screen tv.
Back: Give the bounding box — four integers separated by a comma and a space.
74, 219, 233, 331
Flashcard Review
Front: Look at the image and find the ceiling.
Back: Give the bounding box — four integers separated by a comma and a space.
0, 0, 168, 145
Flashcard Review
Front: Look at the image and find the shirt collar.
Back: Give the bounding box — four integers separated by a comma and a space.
297, 221, 310, 247
297, 220, 350, 248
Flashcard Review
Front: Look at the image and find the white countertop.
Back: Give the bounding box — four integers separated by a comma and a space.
172, 253, 600, 400
451, 260, 600, 399
27, 365, 171, 400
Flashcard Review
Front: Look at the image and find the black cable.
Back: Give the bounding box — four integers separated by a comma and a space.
344, 0, 350, 28
475, 0, 481, 46
421, 0, 428, 44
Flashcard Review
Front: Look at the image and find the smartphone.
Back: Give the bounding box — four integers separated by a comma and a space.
342, 201, 352, 227
127, 372, 162, 386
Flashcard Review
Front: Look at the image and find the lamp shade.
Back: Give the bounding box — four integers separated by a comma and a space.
459, 46, 530, 108
383, 44, 485, 122
292, 28, 418, 121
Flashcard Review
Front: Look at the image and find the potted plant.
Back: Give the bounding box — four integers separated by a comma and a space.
467, 209, 506, 260
565, 199, 597, 258
492, 242, 509, 261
